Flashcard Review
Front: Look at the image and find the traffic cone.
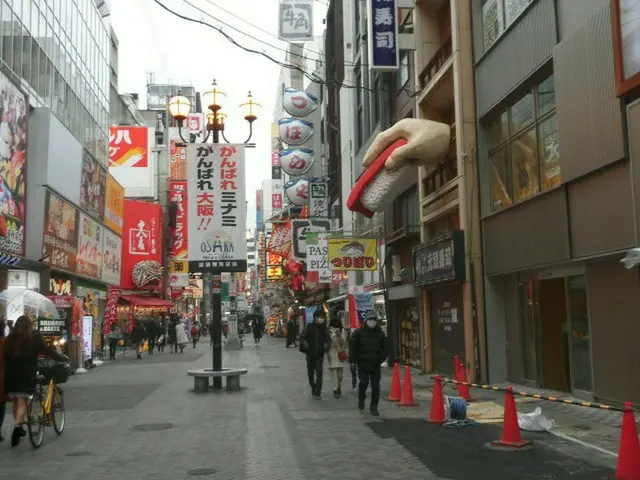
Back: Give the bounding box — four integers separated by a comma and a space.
453, 355, 462, 390
428, 375, 445, 424
616, 402, 640, 480
398, 365, 419, 407
457, 363, 472, 402
386, 363, 402, 402
489, 386, 532, 450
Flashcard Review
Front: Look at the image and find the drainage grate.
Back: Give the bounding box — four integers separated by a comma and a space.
187, 468, 217, 476
259, 365, 280, 369
66, 450, 91, 457
130, 422, 175, 432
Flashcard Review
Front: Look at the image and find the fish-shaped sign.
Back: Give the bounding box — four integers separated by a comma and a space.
278, 118, 313, 146
284, 178, 310, 206
283, 88, 319, 117
279, 148, 314, 176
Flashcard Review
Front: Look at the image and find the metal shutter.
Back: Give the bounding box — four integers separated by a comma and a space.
429, 284, 465, 375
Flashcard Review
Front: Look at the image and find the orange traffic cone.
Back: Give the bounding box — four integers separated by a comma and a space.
616, 402, 640, 480
457, 363, 472, 402
386, 363, 402, 402
398, 365, 419, 407
428, 375, 445, 424
489, 386, 532, 450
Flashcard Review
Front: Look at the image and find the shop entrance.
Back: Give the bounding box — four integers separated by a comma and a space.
519, 274, 593, 394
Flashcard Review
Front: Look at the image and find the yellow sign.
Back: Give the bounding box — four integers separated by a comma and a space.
266, 266, 284, 281
104, 174, 124, 235
327, 238, 378, 271
169, 260, 188, 274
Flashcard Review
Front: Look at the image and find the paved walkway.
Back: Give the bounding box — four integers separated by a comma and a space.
0, 337, 619, 479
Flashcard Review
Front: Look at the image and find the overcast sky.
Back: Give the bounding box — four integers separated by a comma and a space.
109, 0, 326, 229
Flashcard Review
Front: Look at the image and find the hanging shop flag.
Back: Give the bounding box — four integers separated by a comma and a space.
279, 148, 314, 176
309, 179, 329, 217
283, 88, 319, 117
186, 113, 205, 141
108, 126, 149, 167
278, 0, 314, 42
103, 287, 121, 335
306, 232, 331, 284
169, 180, 189, 287
291, 219, 331, 260
284, 178, 310, 206
278, 118, 314, 146
187, 144, 247, 273
76, 212, 104, 279
327, 237, 378, 271
267, 221, 292, 258
104, 174, 124, 235
169, 135, 188, 180
43, 190, 79, 273
367, 0, 399, 71
272, 179, 284, 210
101, 229, 122, 285
0, 70, 28, 256
121, 199, 162, 289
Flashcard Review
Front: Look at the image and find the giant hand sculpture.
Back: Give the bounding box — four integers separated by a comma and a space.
348, 118, 451, 218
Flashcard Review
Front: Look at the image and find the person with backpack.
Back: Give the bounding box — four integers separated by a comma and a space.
349, 310, 388, 416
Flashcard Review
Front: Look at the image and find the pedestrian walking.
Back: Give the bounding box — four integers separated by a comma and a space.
301, 309, 330, 399
285, 317, 298, 348
191, 322, 199, 348
107, 322, 121, 360
349, 310, 388, 416
252, 318, 263, 346
175, 321, 188, 353
131, 321, 146, 359
168, 316, 178, 353
157, 320, 166, 352
327, 317, 348, 398
145, 319, 157, 355
3, 316, 69, 447
0, 319, 6, 442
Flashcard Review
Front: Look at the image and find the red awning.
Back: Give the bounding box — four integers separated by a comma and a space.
120, 295, 174, 308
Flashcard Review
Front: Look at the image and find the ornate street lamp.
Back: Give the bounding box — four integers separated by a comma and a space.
168, 79, 260, 146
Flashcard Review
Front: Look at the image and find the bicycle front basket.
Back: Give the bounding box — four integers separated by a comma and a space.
40, 363, 69, 384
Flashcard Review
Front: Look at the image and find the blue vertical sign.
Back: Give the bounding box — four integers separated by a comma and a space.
367, 0, 399, 71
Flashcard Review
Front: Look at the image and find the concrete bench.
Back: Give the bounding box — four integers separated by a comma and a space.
187, 368, 248, 392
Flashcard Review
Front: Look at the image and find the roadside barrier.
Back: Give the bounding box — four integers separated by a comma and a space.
398, 365, 419, 407
431, 374, 640, 479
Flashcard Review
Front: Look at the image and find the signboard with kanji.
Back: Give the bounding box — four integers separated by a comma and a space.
278, 0, 314, 42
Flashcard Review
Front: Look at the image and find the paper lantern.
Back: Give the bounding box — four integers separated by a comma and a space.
278, 118, 313, 146
279, 148, 314, 175
283, 88, 319, 117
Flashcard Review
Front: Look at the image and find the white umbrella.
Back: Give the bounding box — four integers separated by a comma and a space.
0, 289, 61, 320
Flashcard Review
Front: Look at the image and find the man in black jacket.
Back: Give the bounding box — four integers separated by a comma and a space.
302, 308, 330, 399
349, 310, 388, 416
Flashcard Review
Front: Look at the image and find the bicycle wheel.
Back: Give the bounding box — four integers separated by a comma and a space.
52, 386, 65, 435
27, 393, 45, 449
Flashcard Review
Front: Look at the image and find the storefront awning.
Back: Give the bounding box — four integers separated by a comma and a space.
120, 295, 174, 308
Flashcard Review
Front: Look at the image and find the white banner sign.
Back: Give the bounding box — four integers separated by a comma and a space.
101, 229, 122, 285
187, 144, 247, 272
292, 219, 331, 260
278, 0, 314, 42
306, 232, 331, 283
309, 179, 329, 217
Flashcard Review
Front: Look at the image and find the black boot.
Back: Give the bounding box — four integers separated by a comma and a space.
11, 426, 21, 447
370, 405, 380, 417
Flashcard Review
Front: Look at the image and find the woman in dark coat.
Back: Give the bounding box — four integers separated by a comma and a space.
130, 321, 146, 359
4, 315, 68, 447
252, 319, 263, 346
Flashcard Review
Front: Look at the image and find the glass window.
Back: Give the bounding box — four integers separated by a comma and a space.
490, 146, 513, 211
511, 127, 539, 202
11, 15, 22, 78
509, 93, 533, 133
22, 36, 31, 87
482, 0, 503, 51
30, 41, 39, 93
397, 51, 409, 89
488, 111, 508, 148
537, 75, 556, 117
538, 114, 561, 191
567, 275, 593, 392
505, 0, 533, 27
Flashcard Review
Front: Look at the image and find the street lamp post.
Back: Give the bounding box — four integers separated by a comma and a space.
168, 80, 260, 389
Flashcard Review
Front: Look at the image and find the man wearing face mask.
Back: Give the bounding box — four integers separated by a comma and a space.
349, 310, 388, 416
301, 308, 330, 399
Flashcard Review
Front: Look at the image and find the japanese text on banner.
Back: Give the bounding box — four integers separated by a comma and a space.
220, 146, 238, 227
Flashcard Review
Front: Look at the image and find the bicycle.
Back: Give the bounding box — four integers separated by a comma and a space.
26, 361, 69, 449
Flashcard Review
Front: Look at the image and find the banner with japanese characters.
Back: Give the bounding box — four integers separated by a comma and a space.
76, 212, 104, 279
103, 287, 121, 335
278, 0, 314, 42
187, 144, 247, 273
367, 0, 399, 71
169, 180, 189, 287
169, 133, 187, 180
43, 190, 78, 273
121, 199, 162, 289
309, 179, 329, 217
101, 229, 122, 285
267, 220, 292, 258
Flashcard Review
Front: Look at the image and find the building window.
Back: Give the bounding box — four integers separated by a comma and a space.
488, 74, 559, 212
355, 62, 365, 149
354, 0, 361, 41
482, 0, 533, 51
397, 51, 409, 90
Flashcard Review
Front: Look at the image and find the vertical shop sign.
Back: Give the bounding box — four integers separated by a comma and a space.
367, 0, 399, 71
169, 138, 187, 180
104, 174, 124, 235
121, 200, 162, 289
278, 0, 314, 42
43, 191, 78, 272
76, 212, 104, 279
0, 71, 28, 256
169, 180, 189, 287
272, 179, 283, 210
309, 179, 329, 217
187, 144, 247, 272
80, 151, 107, 220
101, 230, 122, 285
103, 287, 120, 335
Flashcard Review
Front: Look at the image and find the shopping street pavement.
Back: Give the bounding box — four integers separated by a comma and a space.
0, 337, 621, 480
